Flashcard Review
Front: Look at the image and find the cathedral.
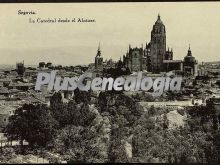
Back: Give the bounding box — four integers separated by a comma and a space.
122, 14, 198, 76
123, 45, 147, 72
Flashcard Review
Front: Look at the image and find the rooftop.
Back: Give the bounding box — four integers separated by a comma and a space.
0, 87, 9, 94
163, 60, 183, 63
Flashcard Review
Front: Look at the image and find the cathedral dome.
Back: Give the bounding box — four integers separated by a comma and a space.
184, 55, 196, 63
152, 14, 166, 34
184, 46, 197, 64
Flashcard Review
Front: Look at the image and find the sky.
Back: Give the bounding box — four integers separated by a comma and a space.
0, 2, 220, 66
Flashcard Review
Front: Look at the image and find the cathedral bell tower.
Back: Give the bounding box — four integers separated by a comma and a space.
95, 43, 103, 70
150, 14, 166, 73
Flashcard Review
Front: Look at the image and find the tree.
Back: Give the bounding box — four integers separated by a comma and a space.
74, 88, 91, 104
50, 92, 94, 128
0, 147, 16, 163
5, 104, 58, 148
53, 105, 111, 163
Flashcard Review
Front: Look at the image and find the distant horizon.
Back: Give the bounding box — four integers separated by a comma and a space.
0, 60, 220, 69
0, 3, 220, 65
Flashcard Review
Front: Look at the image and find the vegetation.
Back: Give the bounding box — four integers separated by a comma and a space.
2, 90, 220, 163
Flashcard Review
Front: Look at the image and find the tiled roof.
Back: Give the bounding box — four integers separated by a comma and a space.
0, 105, 15, 115
0, 87, 9, 94
9, 89, 22, 93
9, 82, 34, 87
163, 60, 183, 63
0, 79, 11, 82
0, 95, 7, 100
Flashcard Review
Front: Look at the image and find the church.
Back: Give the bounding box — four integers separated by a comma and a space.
122, 14, 198, 76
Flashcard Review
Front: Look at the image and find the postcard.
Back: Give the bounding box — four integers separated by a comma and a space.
0, 2, 220, 164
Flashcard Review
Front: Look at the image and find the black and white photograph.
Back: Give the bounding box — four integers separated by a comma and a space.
0, 2, 220, 164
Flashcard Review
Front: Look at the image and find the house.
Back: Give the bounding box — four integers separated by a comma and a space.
8, 82, 34, 91
0, 79, 12, 87
0, 87, 9, 97
0, 105, 15, 130
136, 100, 193, 112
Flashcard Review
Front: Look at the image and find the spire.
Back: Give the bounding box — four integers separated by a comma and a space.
98, 42, 100, 51
155, 13, 163, 24
187, 44, 192, 56
96, 42, 101, 57
158, 13, 161, 20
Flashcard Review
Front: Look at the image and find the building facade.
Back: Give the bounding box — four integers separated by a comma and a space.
123, 46, 147, 72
